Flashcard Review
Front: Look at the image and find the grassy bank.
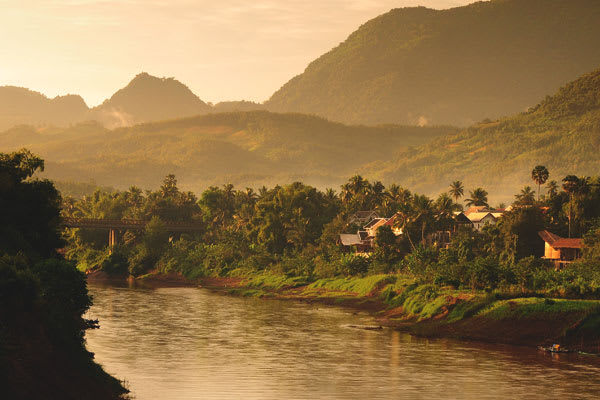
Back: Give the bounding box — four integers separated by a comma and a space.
190, 272, 600, 354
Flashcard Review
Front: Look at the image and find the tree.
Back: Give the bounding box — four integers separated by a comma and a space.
340, 175, 371, 211
562, 175, 580, 237
0, 149, 63, 258
412, 194, 434, 243
546, 180, 559, 199
514, 186, 535, 206
382, 184, 411, 215
160, 174, 179, 198
531, 165, 549, 201
449, 181, 464, 203
465, 188, 489, 207
435, 193, 461, 230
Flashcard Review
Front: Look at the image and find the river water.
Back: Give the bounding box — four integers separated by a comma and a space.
85, 283, 600, 399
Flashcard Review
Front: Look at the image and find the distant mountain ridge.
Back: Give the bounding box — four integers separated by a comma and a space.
266, 0, 600, 126
0, 86, 89, 131
0, 73, 266, 131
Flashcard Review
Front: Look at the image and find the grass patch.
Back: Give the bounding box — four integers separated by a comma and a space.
479, 298, 600, 319
246, 273, 310, 290
307, 274, 395, 296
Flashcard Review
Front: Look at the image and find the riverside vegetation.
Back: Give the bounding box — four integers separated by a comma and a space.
0, 150, 128, 399
60, 160, 600, 352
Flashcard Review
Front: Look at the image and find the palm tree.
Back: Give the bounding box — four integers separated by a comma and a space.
412, 194, 434, 243
324, 188, 337, 201
393, 201, 416, 251
546, 180, 559, 199
562, 175, 580, 238
160, 174, 179, 198
368, 180, 386, 209
435, 193, 461, 230
514, 186, 535, 206
531, 165, 549, 201
465, 188, 489, 208
449, 181, 464, 203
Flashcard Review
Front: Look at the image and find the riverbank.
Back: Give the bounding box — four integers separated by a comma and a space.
89, 271, 600, 354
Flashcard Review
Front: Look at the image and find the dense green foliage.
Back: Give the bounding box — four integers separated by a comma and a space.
0, 149, 126, 399
67, 165, 600, 298
267, 0, 600, 126
0, 110, 454, 193
373, 67, 600, 200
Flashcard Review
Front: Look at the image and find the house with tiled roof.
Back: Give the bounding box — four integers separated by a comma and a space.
538, 230, 583, 268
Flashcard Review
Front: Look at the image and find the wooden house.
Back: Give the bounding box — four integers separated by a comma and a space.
538, 230, 583, 268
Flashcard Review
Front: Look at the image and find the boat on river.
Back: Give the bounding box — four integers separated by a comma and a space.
538, 344, 573, 353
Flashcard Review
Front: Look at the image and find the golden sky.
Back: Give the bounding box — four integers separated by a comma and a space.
0, 0, 475, 106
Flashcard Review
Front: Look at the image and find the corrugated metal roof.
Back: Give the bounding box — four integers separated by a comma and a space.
466, 212, 495, 223
339, 234, 361, 246
363, 218, 386, 229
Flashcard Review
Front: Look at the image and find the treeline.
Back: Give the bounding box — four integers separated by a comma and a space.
65, 164, 600, 297
0, 149, 127, 399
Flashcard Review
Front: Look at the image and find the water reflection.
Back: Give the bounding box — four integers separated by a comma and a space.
86, 284, 600, 400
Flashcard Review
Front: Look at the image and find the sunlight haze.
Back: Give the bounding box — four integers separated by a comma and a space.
0, 0, 475, 106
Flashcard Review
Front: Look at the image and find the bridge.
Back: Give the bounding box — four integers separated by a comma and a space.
61, 217, 203, 248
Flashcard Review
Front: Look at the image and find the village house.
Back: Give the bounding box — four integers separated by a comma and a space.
340, 208, 507, 253
466, 212, 498, 231
339, 213, 402, 253
538, 230, 583, 268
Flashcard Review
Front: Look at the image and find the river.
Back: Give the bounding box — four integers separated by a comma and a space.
85, 283, 600, 399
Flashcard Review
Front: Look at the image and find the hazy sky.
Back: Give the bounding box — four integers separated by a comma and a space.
0, 0, 476, 106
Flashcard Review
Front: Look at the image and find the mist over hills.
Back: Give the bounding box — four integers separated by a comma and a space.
266, 0, 600, 126
0, 111, 454, 194
371, 67, 600, 200
92, 73, 212, 127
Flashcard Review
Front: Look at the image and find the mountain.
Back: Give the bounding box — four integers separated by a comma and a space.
0, 86, 88, 131
0, 74, 268, 131
0, 111, 455, 193
91, 72, 212, 128
266, 0, 600, 127
371, 67, 600, 202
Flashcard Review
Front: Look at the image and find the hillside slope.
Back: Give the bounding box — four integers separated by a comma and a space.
0, 111, 455, 192
266, 0, 600, 126
372, 68, 600, 200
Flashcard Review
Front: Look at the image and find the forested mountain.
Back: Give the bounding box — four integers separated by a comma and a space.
0, 86, 89, 131
373, 67, 600, 200
91, 72, 212, 128
266, 0, 600, 126
0, 111, 454, 194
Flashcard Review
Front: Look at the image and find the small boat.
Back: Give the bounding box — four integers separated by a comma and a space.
538, 344, 573, 353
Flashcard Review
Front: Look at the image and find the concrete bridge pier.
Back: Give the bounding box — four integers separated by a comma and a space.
109, 229, 118, 253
